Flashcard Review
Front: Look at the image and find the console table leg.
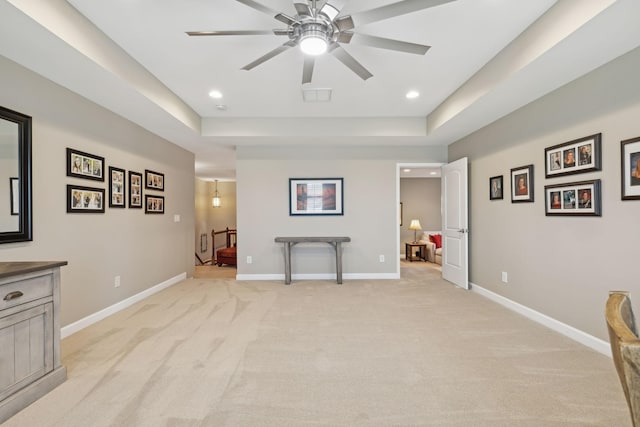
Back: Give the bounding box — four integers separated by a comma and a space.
284, 242, 292, 285
336, 242, 343, 284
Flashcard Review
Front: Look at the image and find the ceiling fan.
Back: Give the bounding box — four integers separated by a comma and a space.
187, 0, 455, 84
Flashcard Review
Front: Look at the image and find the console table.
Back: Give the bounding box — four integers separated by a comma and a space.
274, 236, 351, 285
0, 261, 67, 423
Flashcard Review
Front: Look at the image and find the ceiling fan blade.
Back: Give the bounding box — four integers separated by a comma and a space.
336, 31, 353, 43
275, 13, 299, 26
241, 41, 296, 71
349, 33, 430, 55
302, 56, 315, 84
235, 0, 280, 17
334, 15, 354, 32
273, 28, 292, 36
329, 44, 373, 81
350, 0, 455, 26
186, 30, 275, 36
294, 3, 312, 17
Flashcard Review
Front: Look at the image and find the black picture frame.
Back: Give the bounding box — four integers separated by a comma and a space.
145, 194, 164, 214
510, 165, 534, 203
544, 179, 601, 216
489, 175, 503, 200
9, 177, 19, 215
66, 147, 105, 181
544, 133, 601, 178
621, 136, 640, 200
145, 169, 164, 191
289, 178, 344, 216
200, 233, 207, 253
128, 171, 143, 208
67, 184, 105, 213
108, 166, 126, 208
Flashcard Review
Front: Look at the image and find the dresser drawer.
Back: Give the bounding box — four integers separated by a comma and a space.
0, 274, 53, 312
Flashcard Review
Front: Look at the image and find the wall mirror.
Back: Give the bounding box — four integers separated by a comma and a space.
0, 106, 32, 243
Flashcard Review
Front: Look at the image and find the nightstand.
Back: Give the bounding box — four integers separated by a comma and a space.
405, 242, 427, 262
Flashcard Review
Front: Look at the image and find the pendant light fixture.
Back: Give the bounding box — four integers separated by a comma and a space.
212, 179, 221, 208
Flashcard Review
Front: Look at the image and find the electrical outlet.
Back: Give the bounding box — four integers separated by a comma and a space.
173, 214, 181, 222
379, 255, 385, 263
501, 272, 508, 283
114, 275, 121, 288
246, 256, 252, 264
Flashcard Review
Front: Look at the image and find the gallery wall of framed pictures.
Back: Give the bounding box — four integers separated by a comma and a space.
485, 131, 640, 218
541, 134, 603, 216
65, 147, 165, 215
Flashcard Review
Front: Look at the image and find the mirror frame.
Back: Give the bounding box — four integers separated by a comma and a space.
0, 106, 32, 243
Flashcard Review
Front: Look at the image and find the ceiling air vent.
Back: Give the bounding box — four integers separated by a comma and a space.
302, 88, 332, 102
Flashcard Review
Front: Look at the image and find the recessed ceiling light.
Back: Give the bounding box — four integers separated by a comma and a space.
216, 104, 227, 111
430, 171, 438, 175
403, 169, 411, 173
209, 90, 223, 99
406, 90, 420, 99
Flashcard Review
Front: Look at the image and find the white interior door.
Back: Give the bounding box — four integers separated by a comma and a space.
441, 157, 469, 289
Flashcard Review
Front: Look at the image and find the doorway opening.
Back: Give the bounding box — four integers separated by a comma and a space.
397, 162, 444, 278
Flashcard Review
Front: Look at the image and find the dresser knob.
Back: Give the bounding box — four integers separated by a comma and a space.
3, 291, 24, 301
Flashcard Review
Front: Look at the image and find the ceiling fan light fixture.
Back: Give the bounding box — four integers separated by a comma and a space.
300, 25, 329, 56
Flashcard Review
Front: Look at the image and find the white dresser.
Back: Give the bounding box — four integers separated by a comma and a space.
0, 262, 67, 423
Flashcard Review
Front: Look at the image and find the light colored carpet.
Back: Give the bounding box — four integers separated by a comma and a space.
4, 266, 629, 426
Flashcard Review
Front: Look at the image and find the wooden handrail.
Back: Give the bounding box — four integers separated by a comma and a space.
211, 228, 237, 263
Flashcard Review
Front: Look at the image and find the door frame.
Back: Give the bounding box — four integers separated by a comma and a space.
396, 162, 445, 277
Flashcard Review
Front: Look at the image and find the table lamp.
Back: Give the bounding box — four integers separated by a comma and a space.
409, 219, 422, 243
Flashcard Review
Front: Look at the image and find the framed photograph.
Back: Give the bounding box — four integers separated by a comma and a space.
145, 169, 164, 191
67, 184, 105, 213
200, 233, 207, 253
511, 165, 534, 203
108, 166, 126, 208
289, 178, 343, 216
128, 171, 143, 208
621, 136, 640, 200
66, 147, 105, 181
10, 177, 19, 215
489, 175, 503, 200
544, 179, 601, 216
545, 133, 601, 178
145, 194, 164, 214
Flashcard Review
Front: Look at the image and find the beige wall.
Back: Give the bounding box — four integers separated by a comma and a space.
236, 145, 447, 277
449, 46, 640, 340
194, 178, 236, 262
0, 55, 195, 327
400, 178, 441, 252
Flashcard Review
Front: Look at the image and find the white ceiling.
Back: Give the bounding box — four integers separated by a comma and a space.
2, 0, 640, 181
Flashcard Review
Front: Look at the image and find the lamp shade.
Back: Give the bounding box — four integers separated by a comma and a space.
409, 219, 422, 243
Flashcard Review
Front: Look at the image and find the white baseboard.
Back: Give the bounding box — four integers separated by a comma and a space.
61, 272, 187, 339
236, 274, 282, 281
236, 273, 400, 281
470, 282, 611, 357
